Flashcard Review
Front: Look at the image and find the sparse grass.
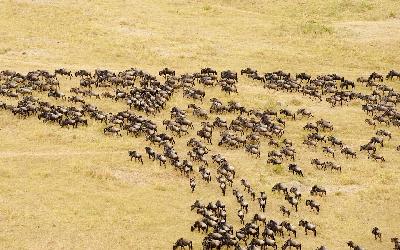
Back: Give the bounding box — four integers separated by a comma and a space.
0, 0, 400, 250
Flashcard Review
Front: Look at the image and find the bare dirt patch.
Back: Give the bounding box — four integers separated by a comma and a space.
111, 169, 149, 185
335, 19, 400, 43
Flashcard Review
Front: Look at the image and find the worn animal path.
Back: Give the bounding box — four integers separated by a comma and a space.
0, 150, 126, 158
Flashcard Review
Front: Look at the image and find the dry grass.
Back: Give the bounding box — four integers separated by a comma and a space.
0, 0, 400, 249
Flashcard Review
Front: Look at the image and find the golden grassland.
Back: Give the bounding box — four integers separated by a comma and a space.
0, 0, 400, 249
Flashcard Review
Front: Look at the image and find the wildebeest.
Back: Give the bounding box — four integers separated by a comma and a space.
386, 70, 400, 80
55, 68, 72, 79
340, 79, 355, 89
371, 226, 382, 241
3, 66, 400, 250
341, 147, 357, 158
360, 143, 376, 153
281, 221, 297, 237
189, 177, 196, 192
322, 146, 335, 158
249, 72, 266, 83
241, 67, 257, 75
391, 238, 400, 250
272, 182, 288, 194
280, 205, 291, 217
201, 67, 217, 75
191, 220, 208, 233
128, 150, 143, 164
316, 119, 333, 131
324, 161, 342, 172
282, 238, 301, 250
369, 72, 383, 82
369, 136, 384, 147
296, 73, 311, 83
365, 118, 376, 128
306, 199, 320, 213
288, 163, 304, 177
75, 69, 91, 78
285, 194, 299, 211
173, 238, 193, 250
159, 68, 175, 78
221, 70, 238, 82
59, 118, 77, 128
145, 147, 156, 160
347, 241, 364, 250
311, 158, 325, 169
156, 154, 167, 167
103, 126, 122, 136
245, 144, 261, 158
304, 122, 318, 132
299, 220, 317, 236
280, 109, 295, 120
368, 152, 385, 162
376, 129, 391, 140
48, 90, 66, 100
310, 185, 326, 196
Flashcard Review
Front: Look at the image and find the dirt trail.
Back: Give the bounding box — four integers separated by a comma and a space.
0, 150, 126, 158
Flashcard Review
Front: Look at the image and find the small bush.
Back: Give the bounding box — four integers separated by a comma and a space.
0, 48, 11, 55
301, 20, 333, 36
290, 98, 302, 106
259, 173, 267, 183
389, 11, 397, 18
203, 5, 212, 11
155, 185, 167, 191
273, 165, 284, 174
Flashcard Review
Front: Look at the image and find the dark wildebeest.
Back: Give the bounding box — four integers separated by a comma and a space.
282, 238, 301, 250
369, 72, 383, 82
296, 72, 311, 83
347, 241, 365, 250
128, 150, 143, 164
55, 68, 72, 79
299, 220, 317, 236
386, 70, 400, 80
173, 238, 193, 250
159, 68, 175, 78
371, 227, 382, 241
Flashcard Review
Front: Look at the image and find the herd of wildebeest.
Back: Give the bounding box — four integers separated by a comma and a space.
0, 67, 399, 250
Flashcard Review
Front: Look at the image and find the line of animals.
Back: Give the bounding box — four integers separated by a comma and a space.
0, 67, 399, 250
